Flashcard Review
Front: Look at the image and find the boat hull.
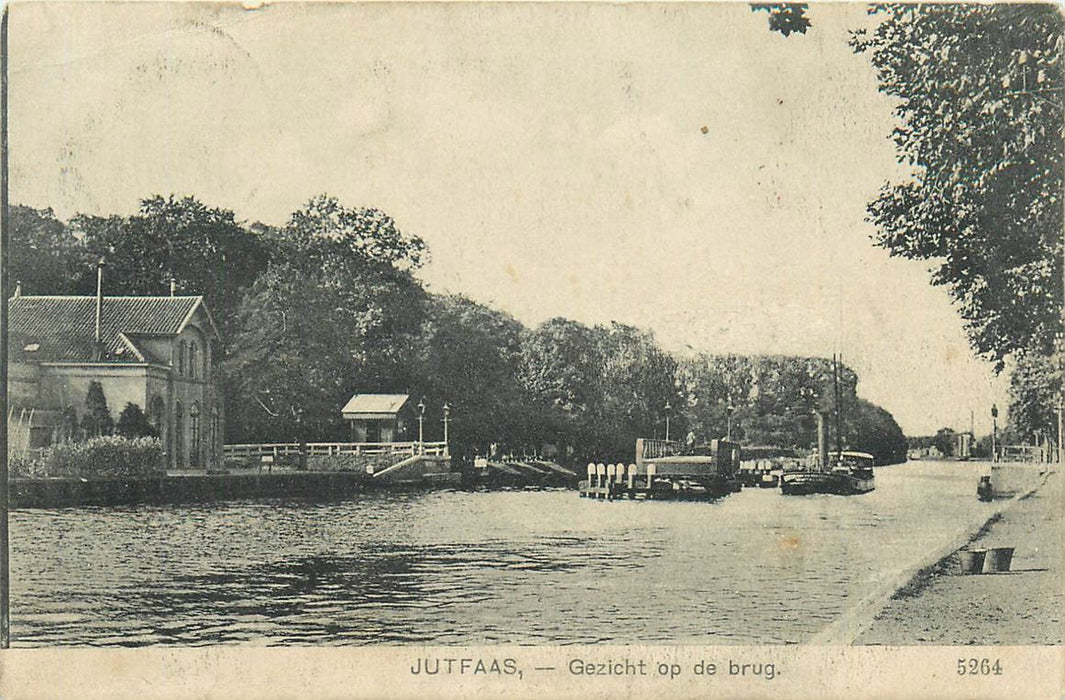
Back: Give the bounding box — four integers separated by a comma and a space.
780, 471, 874, 496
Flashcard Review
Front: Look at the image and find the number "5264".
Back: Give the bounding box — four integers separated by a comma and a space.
957, 658, 1003, 676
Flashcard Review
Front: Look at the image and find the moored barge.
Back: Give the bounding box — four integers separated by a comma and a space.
579, 437, 742, 501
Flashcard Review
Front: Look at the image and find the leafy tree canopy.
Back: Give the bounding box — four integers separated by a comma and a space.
9, 205, 91, 295
73, 195, 269, 326
223, 196, 428, 442
751, 3, 811, 37
852, 5, 1063, 369
412, 294, 528, 456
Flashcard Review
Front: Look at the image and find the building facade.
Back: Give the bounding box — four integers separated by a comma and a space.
9, 293, 223, 471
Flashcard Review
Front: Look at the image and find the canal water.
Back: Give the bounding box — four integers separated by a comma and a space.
10, 460, 992, 646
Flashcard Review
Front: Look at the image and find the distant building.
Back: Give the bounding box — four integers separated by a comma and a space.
956, 432, 973, 459
906, 445, 944, 460
9, 291, 223, 471
341, 394, 411, 443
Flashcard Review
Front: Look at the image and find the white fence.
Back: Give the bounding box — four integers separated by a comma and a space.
223, 441, 448, 461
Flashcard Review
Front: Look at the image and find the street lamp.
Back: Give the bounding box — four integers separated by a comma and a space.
442, 402, 451, 457
726, 396, 735, 441
991, 404, 999, 463
664, 401, 672, 442
417, 399, 426, 454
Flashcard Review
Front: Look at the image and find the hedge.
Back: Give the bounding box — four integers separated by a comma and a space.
12, 436, 165, 479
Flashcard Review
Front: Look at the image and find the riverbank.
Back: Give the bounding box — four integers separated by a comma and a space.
10, 467, 462, 508
856, 467, 1062, 645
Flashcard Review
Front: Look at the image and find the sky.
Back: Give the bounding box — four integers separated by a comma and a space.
9, 2, 1011, 436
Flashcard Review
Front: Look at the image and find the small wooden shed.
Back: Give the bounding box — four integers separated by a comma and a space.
341, 394, 410, 443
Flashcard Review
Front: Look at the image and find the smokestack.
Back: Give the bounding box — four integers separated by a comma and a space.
816, 410, 828, 470
94, 259, 105, 360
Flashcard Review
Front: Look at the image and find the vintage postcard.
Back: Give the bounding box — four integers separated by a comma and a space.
0, 1, 1062, 698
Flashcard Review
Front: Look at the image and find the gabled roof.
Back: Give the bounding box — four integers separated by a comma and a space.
341, 394, 410, 419
9, 295, 220, 364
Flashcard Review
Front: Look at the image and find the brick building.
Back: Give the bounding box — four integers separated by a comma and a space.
9, 291, 223, 471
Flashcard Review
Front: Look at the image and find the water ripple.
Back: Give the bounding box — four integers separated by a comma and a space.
10, 461, 993, 645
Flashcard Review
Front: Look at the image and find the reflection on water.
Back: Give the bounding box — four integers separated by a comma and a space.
11, 461, 993, 646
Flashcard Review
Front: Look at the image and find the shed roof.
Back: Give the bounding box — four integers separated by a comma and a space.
341, 394, 410, 418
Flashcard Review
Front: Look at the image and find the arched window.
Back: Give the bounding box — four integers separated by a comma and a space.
178, 341, 186, 375
189, 343, 197, 379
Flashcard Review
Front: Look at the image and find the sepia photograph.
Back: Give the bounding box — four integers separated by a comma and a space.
0, 1, 1061, 697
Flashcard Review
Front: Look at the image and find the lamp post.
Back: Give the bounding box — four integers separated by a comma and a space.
417, 399, 426, 455
442, 402, 450, 457
726, 396, 735, 441
664, 401, 671, 442
991, 404, 999, 463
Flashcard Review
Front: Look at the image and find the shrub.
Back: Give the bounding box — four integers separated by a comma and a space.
116, 402, 157, 438
81, 381, 114, 437
12, 436, 165, 479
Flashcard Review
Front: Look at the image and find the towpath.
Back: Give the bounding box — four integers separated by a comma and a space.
855, 468, 1062, 645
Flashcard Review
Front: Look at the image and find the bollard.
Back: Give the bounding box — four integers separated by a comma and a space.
596, 463, 606, 490
628, 463, 636, 489
646, 463, 656, 491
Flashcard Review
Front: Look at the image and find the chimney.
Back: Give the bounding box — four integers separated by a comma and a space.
816, 410, 828, 470
12, 280, 20, 298
169, 277, 177, 297
94, 259, 106, 361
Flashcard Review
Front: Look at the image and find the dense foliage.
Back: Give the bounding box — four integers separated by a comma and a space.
224, 197, 428, 442
852, 4, 1064, 444
12, 436, 165, 479
751, 3, 811, 37
12, 194, 909, 465
678, 354, 906, 464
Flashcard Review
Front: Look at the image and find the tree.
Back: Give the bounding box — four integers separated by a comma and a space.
116, 402, 156, 438
223, 196, 427, 443
844, 398, 907, 465
81, 381, 113, 438
751, 3, 811, 37
518, 318, 603, 460
73, 195, 269, 327
1007, 348, 1062, 444
932, 427, 957, 458
9, 205, 90, 295
411, 294, 528, 459
851, 5, 1063, 370
592, 322, 681, 460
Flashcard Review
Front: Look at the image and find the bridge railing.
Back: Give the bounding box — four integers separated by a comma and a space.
224, 441, 448, 461
638, 438, 680, 461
